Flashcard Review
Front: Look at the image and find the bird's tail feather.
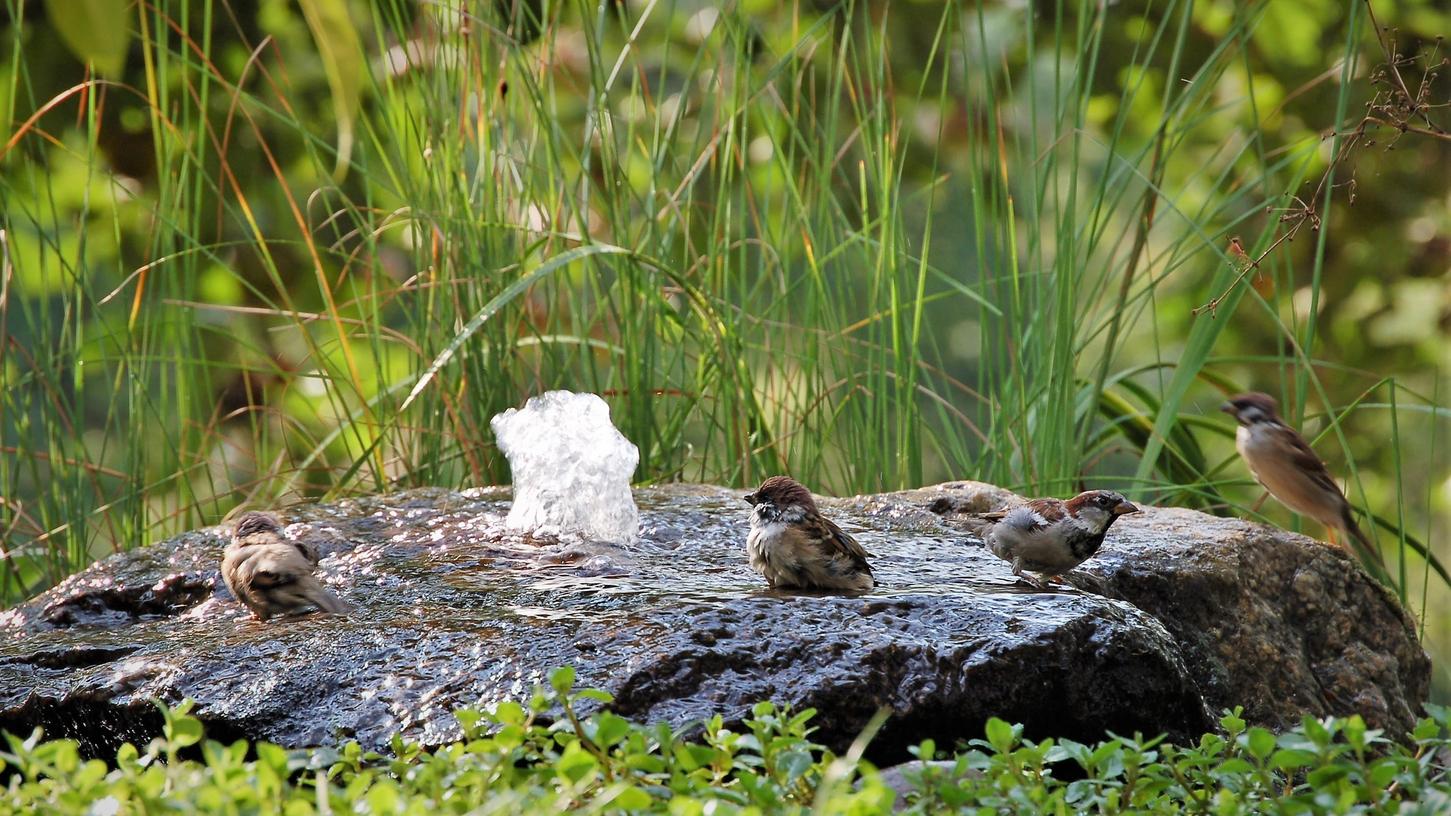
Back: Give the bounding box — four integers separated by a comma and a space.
1341, 509, 1386, 571
306, 583, 353, 615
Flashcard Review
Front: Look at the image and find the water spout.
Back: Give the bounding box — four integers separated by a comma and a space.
489, 391, 640, 542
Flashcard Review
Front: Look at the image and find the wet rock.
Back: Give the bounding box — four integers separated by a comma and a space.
0, 483, 1426, 759
924, 482, 1430, 736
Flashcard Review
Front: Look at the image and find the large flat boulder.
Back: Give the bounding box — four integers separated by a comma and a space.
0, 483, 1424, 758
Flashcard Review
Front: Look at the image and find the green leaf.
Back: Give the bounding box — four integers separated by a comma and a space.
1215, 758, 1255, 775
164, 712, 204, 749
44, 0, 130, 77
256, 742, 288, 775
910, 738, 937, 761
984, 718, 1017, 753
1343, 716, 1368, 750
775, 749, 813, 782
1306, 764, 1350, 788
1220, 709, 1246, 735
592, 712, 630, 747
673, 744, 713, 772
549, 666, 576, 695
1269, 748, 1316, 771
1367, 757, 1401, 788
365, 781, 400, 813
1244, 727, 1275, 760
489, 701, 526, 726
608, 786, 653, 810
454, 708, 482, 734
556, 742, 597, 783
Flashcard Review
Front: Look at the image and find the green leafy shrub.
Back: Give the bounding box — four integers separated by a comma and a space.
4, 669, 1451, 814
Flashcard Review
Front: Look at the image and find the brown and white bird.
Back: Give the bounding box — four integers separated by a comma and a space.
221, 511, 351, 621
1220, 392, 1383, 568
978, 490, 1139, 588
744, 476, 875, 592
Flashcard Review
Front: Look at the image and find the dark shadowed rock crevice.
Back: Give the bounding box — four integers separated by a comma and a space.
0, 483, 1428, 759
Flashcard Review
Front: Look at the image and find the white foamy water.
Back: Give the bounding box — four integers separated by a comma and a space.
489, 391, 640, 542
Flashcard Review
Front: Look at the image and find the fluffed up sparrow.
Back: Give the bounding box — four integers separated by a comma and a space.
744, 476, 875, 592
978, 490, 1139, 588
222, 511, 352, 621
1220, 392, 1383, 568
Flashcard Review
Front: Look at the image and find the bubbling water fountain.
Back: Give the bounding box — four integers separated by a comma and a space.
489, 390, 640, 542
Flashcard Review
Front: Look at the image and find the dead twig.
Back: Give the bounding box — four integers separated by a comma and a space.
1195, 1, 1448, 315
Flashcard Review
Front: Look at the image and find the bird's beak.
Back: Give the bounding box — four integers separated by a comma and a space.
1219, 401, 1235, 415
1113, 500, 1140, 516
744, 492, 758, 506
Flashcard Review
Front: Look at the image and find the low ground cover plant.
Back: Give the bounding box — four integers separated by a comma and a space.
4, 668, 1450, 814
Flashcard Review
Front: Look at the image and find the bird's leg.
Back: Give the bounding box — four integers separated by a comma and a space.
1011, 558, 1047, 589
1323, 525, 1352, 553
1250, 490, 1270, 514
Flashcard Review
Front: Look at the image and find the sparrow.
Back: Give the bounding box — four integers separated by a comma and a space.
744, 476, 875, 592
221, 511, 352, 621
978, 490, 1139, 588
1220, 392, 1384, 568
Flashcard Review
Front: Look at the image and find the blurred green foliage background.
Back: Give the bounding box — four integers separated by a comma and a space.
2, 0, 1449, 689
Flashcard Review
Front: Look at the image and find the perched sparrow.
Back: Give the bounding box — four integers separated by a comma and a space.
979, 490, 1139, 588
221, 511, 351, 621
744, 476, 875, 592
1220, 392, 1383, 568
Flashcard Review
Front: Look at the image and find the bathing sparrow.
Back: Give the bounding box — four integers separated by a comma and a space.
744, 476, 875, 592
1220, 392, 1383, 568
222, 511, 352, 621
978, 490, 1139, 588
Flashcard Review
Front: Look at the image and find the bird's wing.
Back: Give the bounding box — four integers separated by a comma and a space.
787, 515, 875, 575
1023, 498, 1070, 524
983, 499, 1065, 532
1279, 428, 1347, 498
1278, 427, 1384, 570
826, 517, 872, 560
248, 545, 351, 614
249, 545, 315, 588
